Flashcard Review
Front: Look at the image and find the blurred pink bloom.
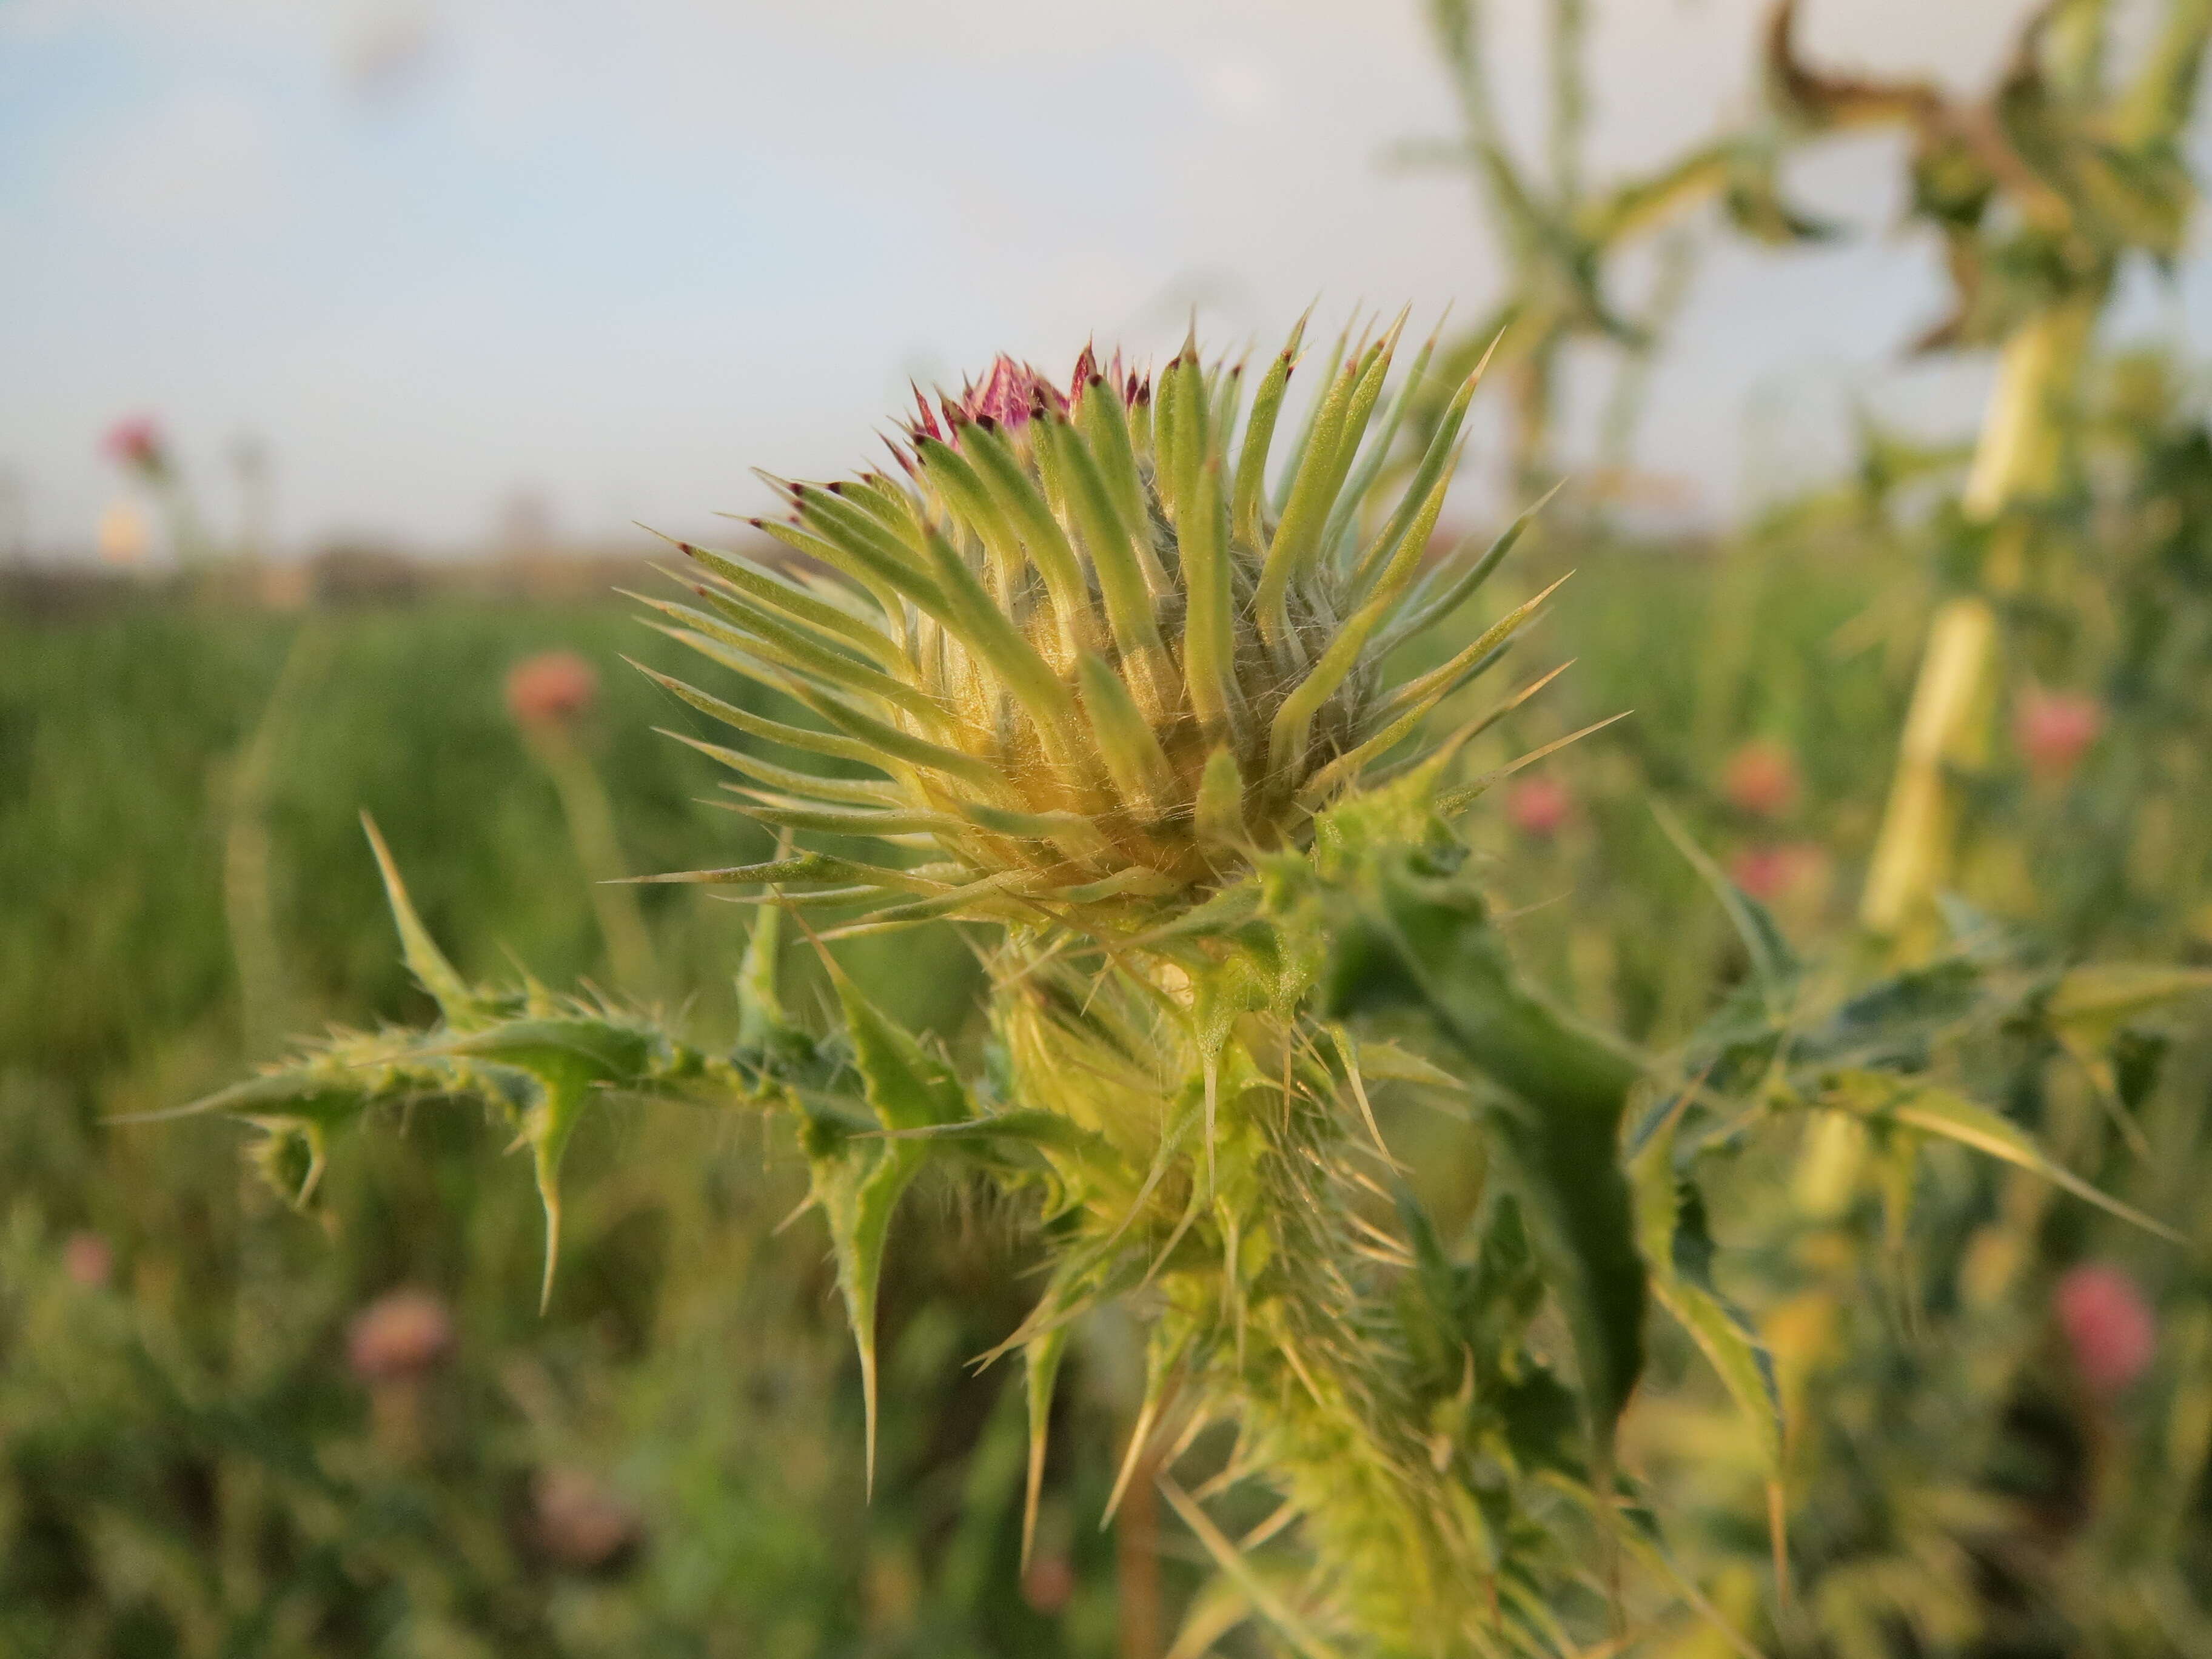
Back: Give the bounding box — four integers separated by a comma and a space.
102, 415, 168, 474
534, 1467, 643, 1570
1728, 841, 1828, 903
1505, 775, 1571, 840
62, 1231, 113, 1289
2054, 1262, 2156, 1396
1022, 1553, 1077, 1614
505, 651, 599, 728
2014, 690, 2104, 785
1723, 740, 1800, 819
347, 1287, 454, 1381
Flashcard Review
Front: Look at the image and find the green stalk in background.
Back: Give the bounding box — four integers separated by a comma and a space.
1760, 0, 2212, 950
222, 621, 333, 1053
1398, 0, 1827, 497
507, 650, 661, 997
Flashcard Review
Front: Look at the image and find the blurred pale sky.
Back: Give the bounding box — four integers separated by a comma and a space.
4, 0, 2210, 557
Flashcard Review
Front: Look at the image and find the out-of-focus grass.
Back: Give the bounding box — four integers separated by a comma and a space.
0, 597, 984, 1105
0, 592, 1108, 1659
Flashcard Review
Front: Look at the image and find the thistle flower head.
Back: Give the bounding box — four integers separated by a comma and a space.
643, 314, 1548, 935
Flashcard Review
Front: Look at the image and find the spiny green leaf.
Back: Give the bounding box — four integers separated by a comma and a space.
1629, 1101, 1783, 1479
805, 1127, 925, 1498
1820, 1070, 2185, 1241
435, 1018, 658, 1310
1318, 850, 1646, 1469
813, 970, 973, 1491
1158, 1480, 1343, 1659
2045, 963, 2212, 1042
736, 900, 786, 1051
362, 813, 492, 1029
1652, 802, 1800, 1003
1022, 1322, 1069, 1571
837, 974, 973, 1134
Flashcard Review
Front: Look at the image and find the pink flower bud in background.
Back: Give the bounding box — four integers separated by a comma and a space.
505, 651, 599, 728
534, 1467, 644, 1571
62, 1231, 113, 1289
2054, 1262, 2156, 1396
1505, 775, 1571, 840
1022, 1554, 1078, 1614
2014, 690, 2104, 785
1728, 841, 1829, 903
1723, 740, 1800, 819
101, 415, 168, 475
346, 1287, 454, 1382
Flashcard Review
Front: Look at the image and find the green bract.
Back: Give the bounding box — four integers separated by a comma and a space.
637, 316, 1552, 935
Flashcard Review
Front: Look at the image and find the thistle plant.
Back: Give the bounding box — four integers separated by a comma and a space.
178, 320, 2176, 1657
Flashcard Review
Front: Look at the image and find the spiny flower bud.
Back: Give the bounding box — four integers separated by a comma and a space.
639, 315, 1555, 934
